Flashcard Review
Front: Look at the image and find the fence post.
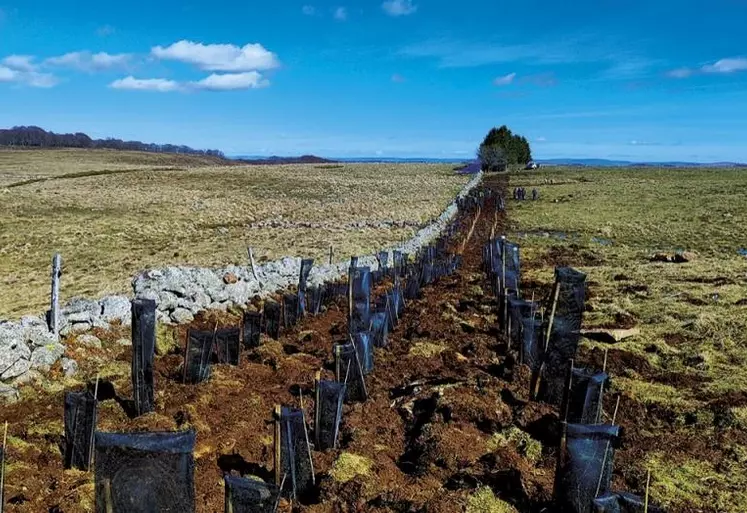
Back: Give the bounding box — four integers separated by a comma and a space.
49, 253, 62, 340
247, 247, 262, 288
132, 299, 156, 416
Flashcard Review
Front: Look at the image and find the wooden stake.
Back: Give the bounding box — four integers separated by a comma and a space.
544, 281, 561, 353
103, 478, 114, 513
49, 253, 62, 341
247, 247, 262, 288
1, 421, 7, 512
644, 468, 651, 513
299, 395, 316, 485
273, 405, 282, 487
594, 395, 622, 498
328, 245, 333, 265
602, 348, 609, 373
88, 373, 100, 469
314, 372, 321, 448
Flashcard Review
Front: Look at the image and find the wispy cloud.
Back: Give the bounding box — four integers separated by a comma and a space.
536, 136, 547, 142
382, 0, 417, 16
391, 73, 406, 83
666, 67, 693, 79
519, 72, 557, 87
191, 71, 269, 91
96, 25, 116, 37
667, 57, 747, 79
333, 7, 347, 21
493, 72, 516, 86
601, 57, 658, 80
702, 57, 747, 74
110, 76, 181, 92
2, 55, 36, 72
399, 36, 611, 68
302, 5, 315, 15
152, 40, 279, 72
45, 51, 132, 71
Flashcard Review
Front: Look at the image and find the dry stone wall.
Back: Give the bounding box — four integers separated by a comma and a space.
0, 172, 482, 399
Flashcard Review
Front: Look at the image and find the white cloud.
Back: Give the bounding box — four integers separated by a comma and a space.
0, 60, 57, 88
493, 72, 516, 86
110, 76, 181, 92
191, 71, 269, 91
382, 0, 417, 16
391, 73, 406, 83
333, 7, 347, 20
0, 66, 17, 82
667, 67, 693, 79
151, 40, 279, 72
302, 5, 315, 15
46, 51, 131, 71
2, 55, 36, 72
701, 57, 747, 74
536, 136, 547, 142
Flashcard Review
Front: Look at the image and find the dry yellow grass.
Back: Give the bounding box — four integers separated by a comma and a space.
0, 149, 468, 318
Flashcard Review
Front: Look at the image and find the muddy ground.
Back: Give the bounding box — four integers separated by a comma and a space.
0, 173, 720, 512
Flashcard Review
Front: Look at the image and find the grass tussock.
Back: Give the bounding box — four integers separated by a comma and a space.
466, 487, 518, 513
329, 452, 374, 483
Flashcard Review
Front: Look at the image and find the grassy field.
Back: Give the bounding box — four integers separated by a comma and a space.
0, 149, 468, 318
509, 166, 747, 511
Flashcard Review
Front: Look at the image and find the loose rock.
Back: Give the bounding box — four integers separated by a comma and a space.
61, 357, 79, 377
77, 334, 102, 349
30, 343, 66, 370
170, 308, 194, 324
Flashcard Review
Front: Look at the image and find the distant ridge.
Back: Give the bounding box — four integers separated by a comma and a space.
538, 158, 747, 167
233, 155, 336, 165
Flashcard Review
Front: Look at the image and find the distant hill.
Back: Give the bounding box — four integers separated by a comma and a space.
232, 155, 336, 165
0, 126, 226, 159
537, 158, 746, 167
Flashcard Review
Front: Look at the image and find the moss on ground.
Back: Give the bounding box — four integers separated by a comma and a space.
486, 426, 542, 464
155, 323, 179, 356
329, 452, 373, 483
466, 487, 518, 513
409, 341, 447, 358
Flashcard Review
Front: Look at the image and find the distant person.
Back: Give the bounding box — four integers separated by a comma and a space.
532, 188, 538, 200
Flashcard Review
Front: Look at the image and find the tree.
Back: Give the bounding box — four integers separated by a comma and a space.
478, 125, 533, 169
477, 143, 507, 172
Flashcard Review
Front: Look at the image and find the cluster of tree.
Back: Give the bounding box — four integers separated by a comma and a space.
0, 126, 225, 158
477, 125, 532, 171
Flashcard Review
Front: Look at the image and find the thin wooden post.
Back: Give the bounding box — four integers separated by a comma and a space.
49, 253, 62, 340
247, 247, 262, 288
1, 421, 7, 513
88, 374, 100, 469
314, 372, 321, 448
299, 390, 315, 485
273, 405, 282, 487
328, 245, 333, 265
644, 468, 651, 513
594, 395, 622, 498
103, 478, 114, 513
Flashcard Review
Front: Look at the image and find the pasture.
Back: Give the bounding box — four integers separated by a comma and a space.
510, 166, 747, 511
0, 149, 467, 318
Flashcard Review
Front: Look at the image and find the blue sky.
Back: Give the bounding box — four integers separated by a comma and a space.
1, 0, 747, 161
